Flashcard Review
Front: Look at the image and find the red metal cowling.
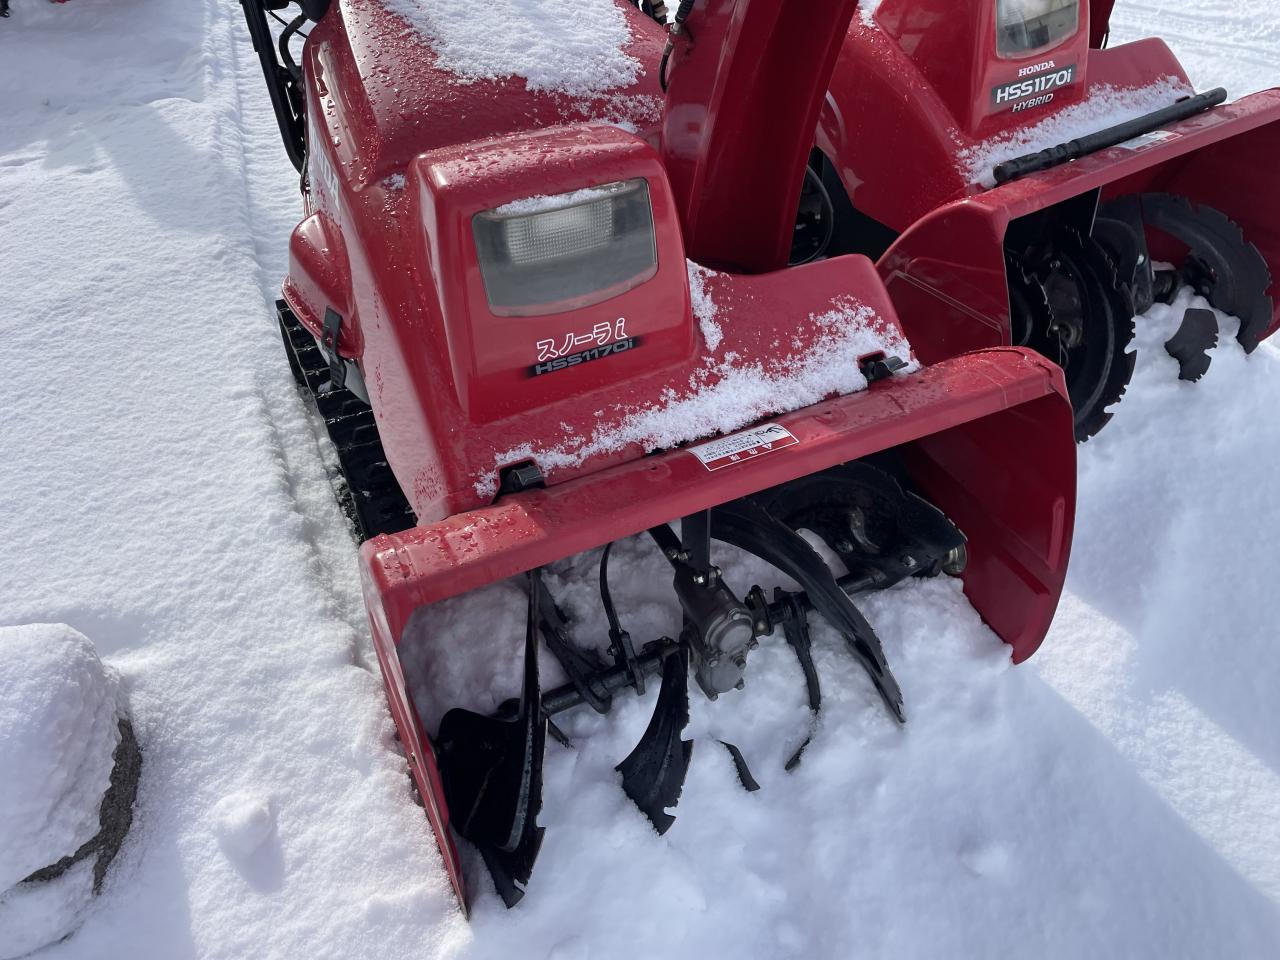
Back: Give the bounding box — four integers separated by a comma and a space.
660, 0, 861, 273
879, 91, 1280, 363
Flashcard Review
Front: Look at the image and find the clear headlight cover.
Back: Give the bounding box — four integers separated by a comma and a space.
473, 179, 658, 316
996, 0, 1079, 57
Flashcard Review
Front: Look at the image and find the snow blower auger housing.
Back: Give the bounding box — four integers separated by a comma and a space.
800, 0, 1280, 438
244, 0, 1077, 913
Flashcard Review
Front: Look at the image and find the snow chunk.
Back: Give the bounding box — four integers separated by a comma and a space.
0, 624, 121, 890
858, 0, 883, 27
478, 296, 914, 493
687, 262, 723, 351
382, 0, 641, 97
958, 76, 1194, 186
212, 792, 278, 861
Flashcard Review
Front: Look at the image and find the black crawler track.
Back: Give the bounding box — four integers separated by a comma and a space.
277, 301, 415, 541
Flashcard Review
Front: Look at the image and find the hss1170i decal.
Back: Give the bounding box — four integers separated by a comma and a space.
531, 318, 639, 376
992, 61, 1078, 114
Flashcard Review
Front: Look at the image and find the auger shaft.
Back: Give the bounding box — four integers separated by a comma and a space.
526, 570, 885, 719
540, 643, 675, 716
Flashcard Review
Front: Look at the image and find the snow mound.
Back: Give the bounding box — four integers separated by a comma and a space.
958, 76, 1194, 186
0, 860, 98, 960
0, 624, 127, 959
0, 624, 121, 890
382, 0, 641, 97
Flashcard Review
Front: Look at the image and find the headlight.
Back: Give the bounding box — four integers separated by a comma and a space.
472, 179, 658, 316
995, 0, 1078, 57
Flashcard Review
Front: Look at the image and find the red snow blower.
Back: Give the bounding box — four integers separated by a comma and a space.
802, 0, 1280, 438
244, 0, 1076, 912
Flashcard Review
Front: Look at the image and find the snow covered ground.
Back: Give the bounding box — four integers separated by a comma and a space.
1, 0, 1278, 957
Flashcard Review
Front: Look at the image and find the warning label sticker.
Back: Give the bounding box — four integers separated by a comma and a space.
687, 423, 799, 471
1117, 129, 1181, 151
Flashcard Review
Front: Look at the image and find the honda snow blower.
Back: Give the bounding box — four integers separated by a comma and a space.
770, 0, 1280, 438
244, 0, 1077, 912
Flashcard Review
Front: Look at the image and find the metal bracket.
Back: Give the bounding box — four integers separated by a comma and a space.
320, 307, 347, 391
858, 352, 908, 384
497, 461, 545, 497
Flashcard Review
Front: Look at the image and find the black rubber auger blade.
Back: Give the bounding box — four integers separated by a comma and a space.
616, 645, 694, 834
435, 572, 547, 907
1137, 193, 1274, 354
710, 498, 905, 722
1095, 194, 1156, 316
1165, 307, 1219, 382
775, 588, 820, 771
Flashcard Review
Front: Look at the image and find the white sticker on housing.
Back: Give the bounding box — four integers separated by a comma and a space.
687, 423, 799, 471
1118, 129, 1182, 151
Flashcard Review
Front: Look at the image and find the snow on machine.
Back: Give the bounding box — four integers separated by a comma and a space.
243, 0, 1077, 912
803, 0, 1280, 438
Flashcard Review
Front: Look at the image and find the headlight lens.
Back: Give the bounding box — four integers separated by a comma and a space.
473, 179, 658, 316
995, 0, 1078, 57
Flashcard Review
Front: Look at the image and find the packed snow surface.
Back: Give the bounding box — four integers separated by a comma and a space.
382, 0, 640, 96
2, 0, 1280, 957
958, 76, 1194, 185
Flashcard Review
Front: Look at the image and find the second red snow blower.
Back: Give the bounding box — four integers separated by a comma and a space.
795, 0, 1280, 438
244, 0, 1077, 912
